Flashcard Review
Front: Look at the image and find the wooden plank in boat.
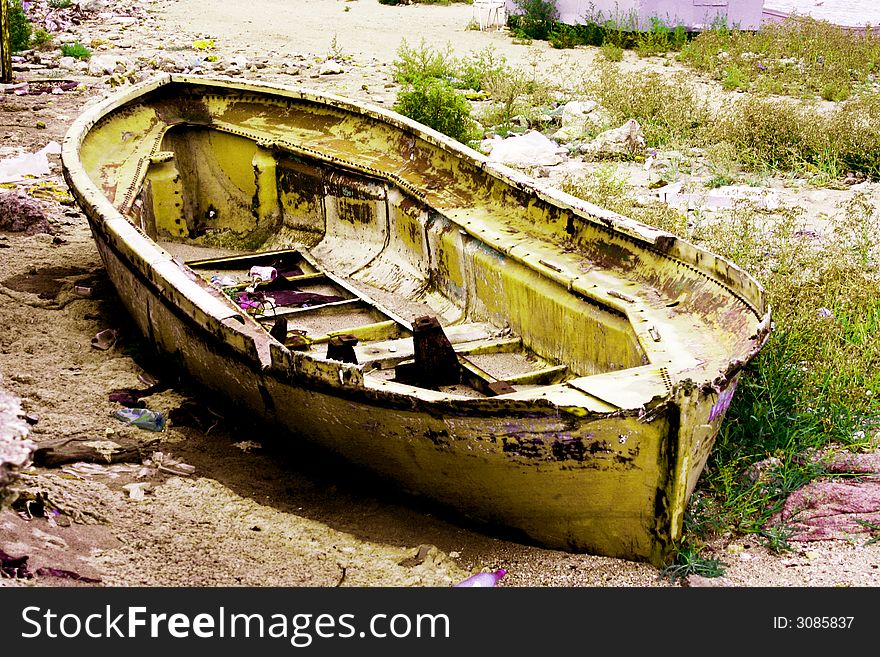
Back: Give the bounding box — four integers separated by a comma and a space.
566, 365, 672, 410
355, 323, 502, 369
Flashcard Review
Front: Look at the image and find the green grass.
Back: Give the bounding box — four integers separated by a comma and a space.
600, 41, 624, 62
678, 15, 880, 101
61, 42, 92, 60
580, 60, 880, 180
659, 545, 727, 582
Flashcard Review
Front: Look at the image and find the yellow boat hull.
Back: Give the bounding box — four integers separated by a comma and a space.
63, 75, 770, 565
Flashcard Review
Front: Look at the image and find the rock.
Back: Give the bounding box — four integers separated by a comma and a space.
552, 100, 611, 143
58, 56, 78, 71
229, 55, 249, 70
681, 574, 732, 587
76, 0, 109, 11
656, 181, 781, 212
0, 192, 52, 234
0, 379, 36, 510
88, 54, 122, 76
485, 131, 566, 168
319, 60, 344, 75
580, 119, 646, 160
767, 478, 880, 541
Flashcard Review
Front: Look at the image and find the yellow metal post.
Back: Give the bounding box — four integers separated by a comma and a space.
0, 0, 12, 84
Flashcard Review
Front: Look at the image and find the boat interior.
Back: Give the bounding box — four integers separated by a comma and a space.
133, 127, 648, 400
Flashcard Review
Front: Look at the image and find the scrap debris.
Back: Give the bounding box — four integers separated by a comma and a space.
113, 407, 165, 432
32, 433, 160, 467
90, 328, 118, 350
146, 451, 195, 477
453, 568, 507, 587
0, 547, 101, 584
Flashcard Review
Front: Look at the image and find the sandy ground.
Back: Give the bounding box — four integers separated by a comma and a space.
1, 0, 879, 589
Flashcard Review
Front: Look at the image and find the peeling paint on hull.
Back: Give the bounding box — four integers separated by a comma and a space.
62, 75, 771, 565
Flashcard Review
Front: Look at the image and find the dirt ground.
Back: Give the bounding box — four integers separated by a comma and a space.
1, 0, 879, 588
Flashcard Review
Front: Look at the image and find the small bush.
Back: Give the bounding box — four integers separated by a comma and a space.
393, 39, 457, 85
61, 42, 92, 60
512, 0, 559, 41
548, 25, 579, 50
457, 46, 508, 91
721, 63, 748, 91
394, 78, 475, 143
635, 18, 672, 58
9, 0, 32, 53
31, 29, 53, 49
600, 41, 624, 62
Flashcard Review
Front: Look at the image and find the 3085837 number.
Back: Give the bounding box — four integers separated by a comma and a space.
795, 617, 854, 629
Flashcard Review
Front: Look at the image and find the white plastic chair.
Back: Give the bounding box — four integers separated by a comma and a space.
472, 0, 506, 31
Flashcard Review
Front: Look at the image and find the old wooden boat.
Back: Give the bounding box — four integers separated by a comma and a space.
61, 74, 770, 565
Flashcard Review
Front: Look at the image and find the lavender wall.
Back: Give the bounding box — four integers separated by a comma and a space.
505, 0, 765, 31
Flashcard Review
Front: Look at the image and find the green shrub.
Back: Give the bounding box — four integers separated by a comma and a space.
394, 77, 475, 143
457, 46, 508, 91
548, 25, 579, 49
9, 0, 32, 53
31, 29, 53, 49
721, 63, 748, 91
393, 39, 457, 85
635, 18, 671, 57
61, 42, 92, 60
512, 0, 559, 41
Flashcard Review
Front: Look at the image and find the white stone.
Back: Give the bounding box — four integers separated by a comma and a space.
552, 100, 611, 143
580, 119, 646, 159
77, 0, 109, 12
88, 54, 120, 76
319, 60, 345, 75
486, 131, 566, 168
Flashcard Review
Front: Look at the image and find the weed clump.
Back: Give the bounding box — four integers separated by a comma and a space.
582, 61, 709, 146
61, 42, 92, 61
30, 29, 53, 49
703, 93, 880, 179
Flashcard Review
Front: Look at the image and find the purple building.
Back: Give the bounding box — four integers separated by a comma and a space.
506, 0, 765, 31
